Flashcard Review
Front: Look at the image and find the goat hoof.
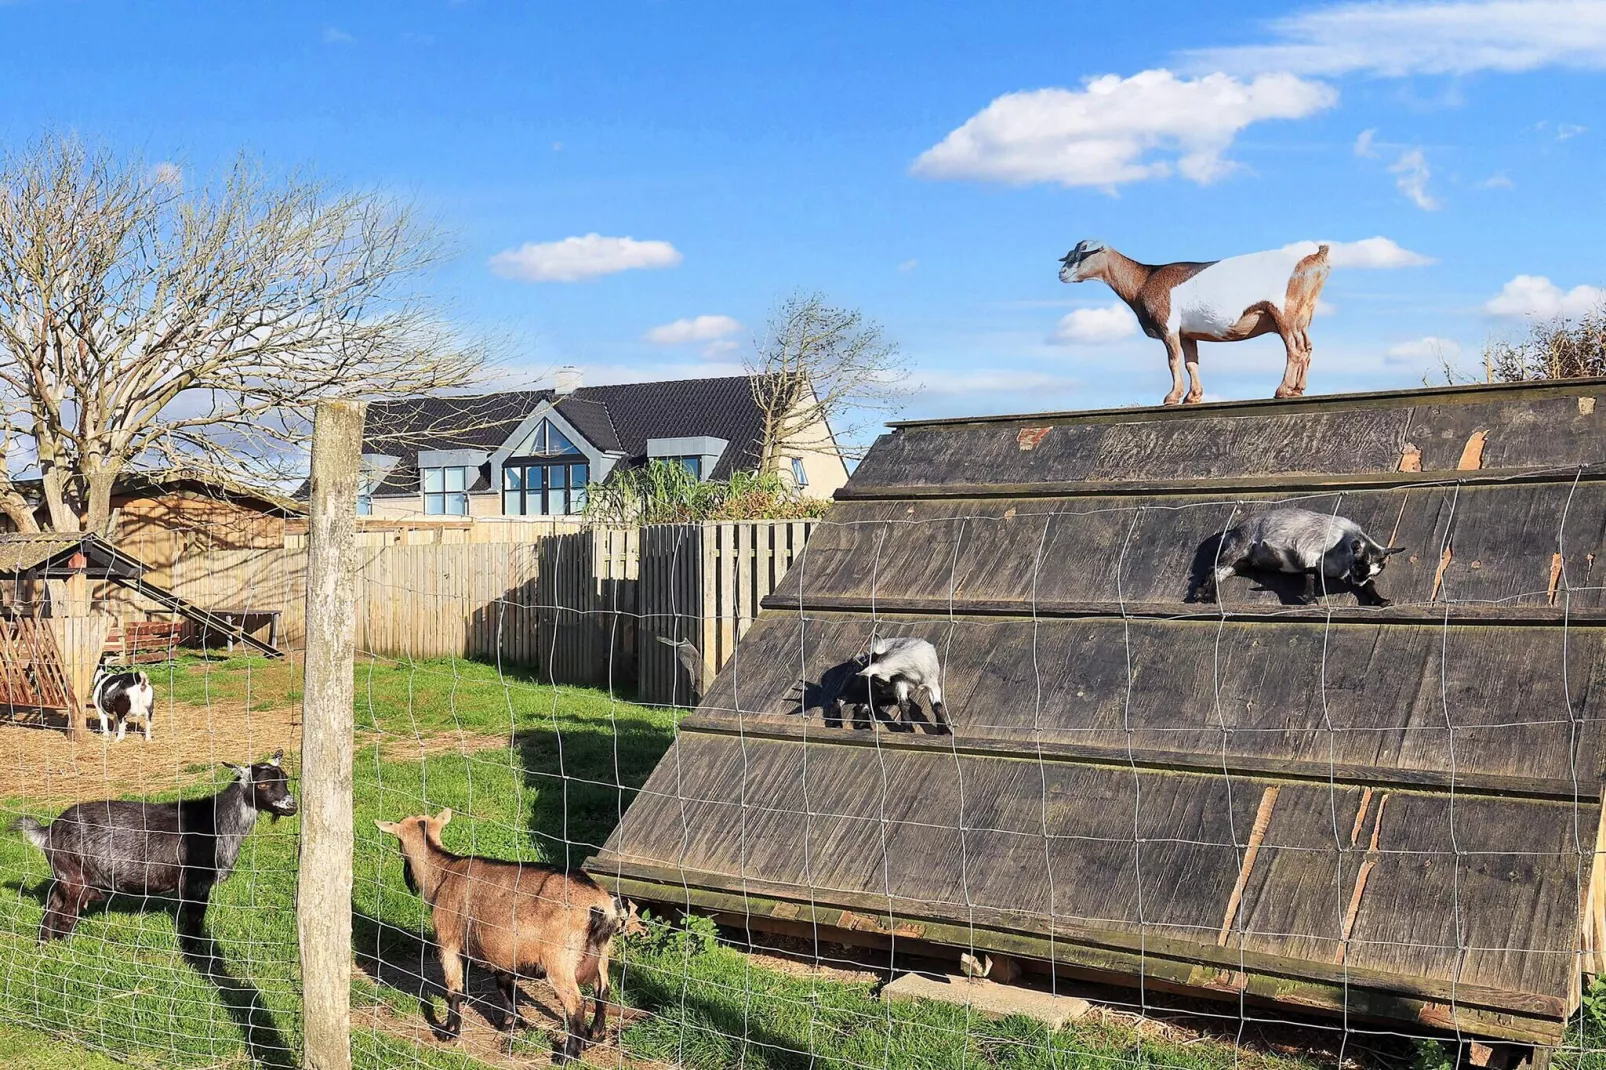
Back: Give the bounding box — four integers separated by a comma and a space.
1183, 394, 1203, 405
1161, 395, 1183, 406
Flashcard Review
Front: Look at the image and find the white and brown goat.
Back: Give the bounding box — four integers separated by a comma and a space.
1058, 240, 1331, 405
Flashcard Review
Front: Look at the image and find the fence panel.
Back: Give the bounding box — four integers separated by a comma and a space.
167, 520, 809, 702
638, 519, 814, 707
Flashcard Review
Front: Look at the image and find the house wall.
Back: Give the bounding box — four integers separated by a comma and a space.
773, 412, 851, 496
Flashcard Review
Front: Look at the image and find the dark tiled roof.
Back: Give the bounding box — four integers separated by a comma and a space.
362, 375, 772, 496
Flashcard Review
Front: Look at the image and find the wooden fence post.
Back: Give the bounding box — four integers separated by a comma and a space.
298, 400, 365, 1070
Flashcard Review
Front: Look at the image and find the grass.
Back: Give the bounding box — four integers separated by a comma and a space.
0, 652, 1578, 1070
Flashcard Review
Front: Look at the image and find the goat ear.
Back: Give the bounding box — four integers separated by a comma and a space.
435, 808, 453, 827
223, 762, 247, 780
1385, 546, 1407, 556
374, 820, 399, 836
269, 750, 283, 767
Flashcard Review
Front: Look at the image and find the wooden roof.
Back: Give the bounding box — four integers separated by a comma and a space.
0, 533, 280, 656
588, 377, 1606, 1045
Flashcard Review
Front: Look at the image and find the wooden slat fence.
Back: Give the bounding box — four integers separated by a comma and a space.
158, 520, 809, 703
637, 521, 815, 707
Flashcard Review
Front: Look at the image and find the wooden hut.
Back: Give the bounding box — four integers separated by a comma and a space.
0, 533, 281, 736
588, 378, 1606, 1062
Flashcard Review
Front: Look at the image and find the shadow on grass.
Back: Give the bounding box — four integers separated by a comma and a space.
6, 877, 294, 1069
511, 701, 677, 868
619, 951, 818, 1070
182, 946, 296, 1070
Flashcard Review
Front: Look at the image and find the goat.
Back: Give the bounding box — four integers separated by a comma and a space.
1198, 507, 1405, 606
375, 809, 633, 1061
10, 752, 296, 955
90, 667, 156, 742
831, 637, 950, 734
1058, 239, 1331, 405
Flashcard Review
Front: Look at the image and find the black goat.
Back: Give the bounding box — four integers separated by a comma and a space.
11, 752, 297, 954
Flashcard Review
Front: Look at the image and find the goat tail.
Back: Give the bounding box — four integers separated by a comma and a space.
9, 816, 48, 851
586, 896, 628, 948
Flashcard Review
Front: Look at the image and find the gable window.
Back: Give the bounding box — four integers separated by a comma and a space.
423, 466, 470, 515
502, 418, 589, 515
790, 457, 809, 488
356, 492, 373, 517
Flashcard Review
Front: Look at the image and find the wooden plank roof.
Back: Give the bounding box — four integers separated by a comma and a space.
588, 378, 1606, 1044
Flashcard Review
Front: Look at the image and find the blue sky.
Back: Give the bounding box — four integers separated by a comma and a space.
2, 0, 1603, 432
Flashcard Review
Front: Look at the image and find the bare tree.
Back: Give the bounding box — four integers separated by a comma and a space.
1427, 306, 1606, 386
0, 135, 484, 534
747, 292, 909, 470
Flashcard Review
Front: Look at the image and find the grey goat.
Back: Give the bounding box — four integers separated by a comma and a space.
1200, 507, 1405, 606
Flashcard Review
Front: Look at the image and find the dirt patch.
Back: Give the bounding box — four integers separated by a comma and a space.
0, 700, 301, 804
355, 946, 668, 1070
372, 730, 516, 763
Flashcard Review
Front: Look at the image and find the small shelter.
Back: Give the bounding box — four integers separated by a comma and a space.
0, 532, 281, 736
590, 378, 1606, 1063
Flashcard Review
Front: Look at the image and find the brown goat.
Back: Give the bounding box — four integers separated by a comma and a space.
376, 809, 632, 1061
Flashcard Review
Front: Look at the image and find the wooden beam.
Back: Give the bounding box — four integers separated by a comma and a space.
298, 399, 364, 1070
885, 377, 1606, 431
585, 860, 1567, 1043
755, 594, 1606, 628
676, 715, 1597, 803
832, 463, 1606, 503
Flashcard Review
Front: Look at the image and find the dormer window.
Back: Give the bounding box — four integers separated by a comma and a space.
503, 418, 589, 515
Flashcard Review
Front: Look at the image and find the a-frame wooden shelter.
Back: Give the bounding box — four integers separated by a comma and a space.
590, 378, 1606, 1061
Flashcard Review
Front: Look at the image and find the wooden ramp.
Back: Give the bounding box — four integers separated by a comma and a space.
588, 378, 1606, 1045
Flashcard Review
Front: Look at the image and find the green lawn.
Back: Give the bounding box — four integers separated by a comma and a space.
0, 653, 1571, 1070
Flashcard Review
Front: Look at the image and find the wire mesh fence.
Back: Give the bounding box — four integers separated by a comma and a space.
1, 384, 1603, 1070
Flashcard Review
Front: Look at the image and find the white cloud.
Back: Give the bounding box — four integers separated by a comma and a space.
489, 234, 683, 283
1478, 172, 1514, 190
1389, 148, 1439, 210
643, 315, 743, 345
916, 369, 1080, 395
1353, 128, 1379, 157
1281, 236, 1436, 268
1316, 299, 1337, 317
149, 161, 183, 189
321, 26, 354, 45
911, 69, 1337, 189
1386, 336, 1462, 364
1485, 275, 1606, 318
1050, 303, 1139, 345
1556, 122, 1588, 140
1188, 0, 1606, 77
898, 259, 919, 272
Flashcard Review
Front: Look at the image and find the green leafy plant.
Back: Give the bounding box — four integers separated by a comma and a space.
626, 908, 722, 958
582, 460, 831, 525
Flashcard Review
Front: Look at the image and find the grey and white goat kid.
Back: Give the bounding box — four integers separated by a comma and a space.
91, 667, 156, 742
832, 637, 951, 734
11, 752, 296, 955
1199, 507, 1405, 607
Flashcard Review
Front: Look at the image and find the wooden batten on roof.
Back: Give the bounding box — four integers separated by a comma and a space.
0, 533, 281, 657
588, 376, 1606, 1047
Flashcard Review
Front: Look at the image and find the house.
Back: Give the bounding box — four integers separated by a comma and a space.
357, 370, 850, 519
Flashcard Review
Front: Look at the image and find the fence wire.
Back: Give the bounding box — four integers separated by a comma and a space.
0, 472, 1601, 1070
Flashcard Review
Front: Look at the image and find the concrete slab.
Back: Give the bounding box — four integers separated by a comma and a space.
880, 973, 1092, 1030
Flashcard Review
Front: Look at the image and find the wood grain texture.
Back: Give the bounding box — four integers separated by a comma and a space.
592, 380, 1606, 1040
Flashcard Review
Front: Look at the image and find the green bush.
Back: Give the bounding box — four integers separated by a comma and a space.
583, 460, 831, 524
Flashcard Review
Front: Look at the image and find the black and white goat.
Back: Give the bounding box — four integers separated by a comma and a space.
829, 637, 950, 734
11, 752, 297, 954
90, 667, 156, 742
